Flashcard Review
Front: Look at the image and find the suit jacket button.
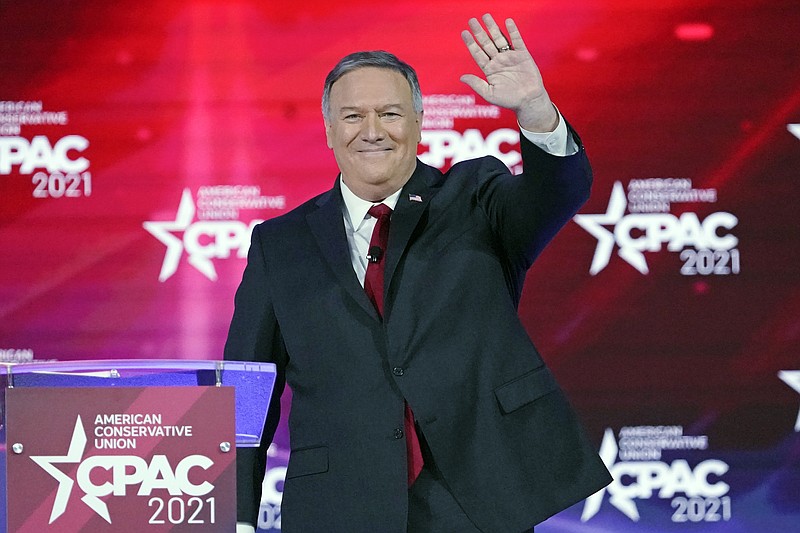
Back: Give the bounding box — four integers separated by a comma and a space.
392, 367, 404, 376
393, 428, 404, 439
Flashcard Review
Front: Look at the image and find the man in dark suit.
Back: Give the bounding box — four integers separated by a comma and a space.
226, 13, 611, 533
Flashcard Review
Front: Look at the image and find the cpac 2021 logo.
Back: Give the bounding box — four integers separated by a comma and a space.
31, 416, 215, 525
574, 180, 740, 276
582, 427, 731, 524
420, 128, 521, 171
418, 93, 521, 173
0, 135, 92, 198
143, 187, 285, 282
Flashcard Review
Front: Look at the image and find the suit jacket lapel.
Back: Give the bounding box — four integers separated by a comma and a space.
384, 161, 440, 303
307, 180, 380, 320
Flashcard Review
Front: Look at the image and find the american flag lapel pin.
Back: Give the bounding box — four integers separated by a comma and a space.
408, 194, 423, 202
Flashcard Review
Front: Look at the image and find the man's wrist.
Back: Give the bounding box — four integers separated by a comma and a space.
515, 96, 558, 133
519, 105, 577, 157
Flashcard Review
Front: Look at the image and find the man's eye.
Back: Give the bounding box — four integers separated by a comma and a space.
381, 112, 400, 119
344, 114, 361, 121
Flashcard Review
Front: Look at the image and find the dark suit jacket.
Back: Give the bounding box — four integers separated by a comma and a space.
224, 132, 612, 532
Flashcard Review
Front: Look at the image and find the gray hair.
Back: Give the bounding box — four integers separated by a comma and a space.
321, 51, 424, 121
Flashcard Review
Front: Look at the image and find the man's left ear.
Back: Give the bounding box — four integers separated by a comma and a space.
416, 112, 423, 142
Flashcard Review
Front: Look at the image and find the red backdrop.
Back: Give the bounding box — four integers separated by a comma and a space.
2, 1, 799, 530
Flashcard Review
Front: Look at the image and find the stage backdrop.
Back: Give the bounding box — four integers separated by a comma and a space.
1, 0, 799, 531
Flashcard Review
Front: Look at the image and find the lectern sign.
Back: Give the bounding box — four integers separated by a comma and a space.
5, 386, 235, 532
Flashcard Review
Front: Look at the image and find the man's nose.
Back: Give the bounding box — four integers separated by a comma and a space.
361, 113, 384, 141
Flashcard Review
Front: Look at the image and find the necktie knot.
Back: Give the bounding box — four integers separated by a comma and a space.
368, 203, 392, 220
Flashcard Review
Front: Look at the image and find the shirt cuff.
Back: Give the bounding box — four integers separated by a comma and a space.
237, 522, 256, 533
519, 105, 579, 157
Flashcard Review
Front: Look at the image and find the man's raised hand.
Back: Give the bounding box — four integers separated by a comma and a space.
460, 14, 558, 132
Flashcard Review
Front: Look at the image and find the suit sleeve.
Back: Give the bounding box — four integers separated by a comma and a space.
475, 122, 592, 277
224, 224, 288, 526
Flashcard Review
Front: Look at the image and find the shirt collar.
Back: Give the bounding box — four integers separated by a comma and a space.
340, 177, 402, 230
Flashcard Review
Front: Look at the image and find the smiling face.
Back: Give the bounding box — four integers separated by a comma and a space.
324, 67, 423, 201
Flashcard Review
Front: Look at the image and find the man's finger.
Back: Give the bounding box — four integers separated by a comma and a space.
505, 18, 529, 52
459, 74, 490, 101
461, 29, 490, 70
467, 17, 499, 58
482, 13, 511, 51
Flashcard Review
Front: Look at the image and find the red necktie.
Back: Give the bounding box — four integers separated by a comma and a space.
364, 204, 424, 486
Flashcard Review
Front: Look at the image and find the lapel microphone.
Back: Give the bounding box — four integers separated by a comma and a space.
367, 246, 383, 263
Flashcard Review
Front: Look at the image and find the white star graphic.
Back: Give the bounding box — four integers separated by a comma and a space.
30, 416, 112, 523
143, 188, 219, 282
574, 182, 649, 274
581, 428, 617, 521
29, 416, 86, 523
581, 428, 642, 522
788, 124, 800, 140
779, 370, 800, 431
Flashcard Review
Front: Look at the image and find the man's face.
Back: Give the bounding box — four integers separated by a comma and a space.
325, 67, 422, 201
